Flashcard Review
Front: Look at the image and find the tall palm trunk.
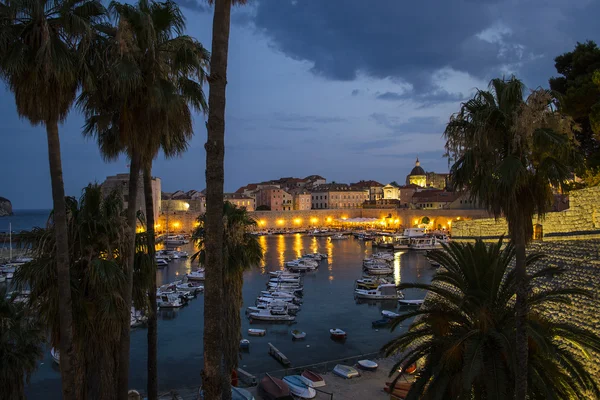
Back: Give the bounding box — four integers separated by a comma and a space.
203, 0, 232, 397
514, 229, 528, 400
222, 269, 243, 400
118, 150, 141, 400
45, 117, 79, 400
143, 165, 158, 400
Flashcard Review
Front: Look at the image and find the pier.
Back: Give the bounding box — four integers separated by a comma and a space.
268, 342, 291, 367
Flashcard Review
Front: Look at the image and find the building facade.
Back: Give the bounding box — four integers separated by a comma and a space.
102, 173, 161, 223
405, 158, 449, 189
311, 184, 369, 209
351, 180, 384, 201
382, 183, 400, 200
224, 193, 255, 211
255, 186, 291, 211
289, 189, 312, 211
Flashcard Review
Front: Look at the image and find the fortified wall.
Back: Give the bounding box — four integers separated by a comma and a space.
452, 185, 600, 241
156, 207, 491, 233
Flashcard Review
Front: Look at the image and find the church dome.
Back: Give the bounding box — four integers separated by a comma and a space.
409, 158, 425, 176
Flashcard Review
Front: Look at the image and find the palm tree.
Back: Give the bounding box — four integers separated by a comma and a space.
0, 1, 105, 398
79, 1, 209, 397
203, 1, 246, 397
192, 202, 263, 400
444, 77, 582, 398
15, 184, 131, 400
0, 289, 45, 400
382, 239, 600, 400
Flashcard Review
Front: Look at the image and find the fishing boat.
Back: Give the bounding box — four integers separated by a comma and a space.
301, 370, 325, 388
51, 348, 60, 364
291, 329, 306, 340
409, 236, 448, 251
357, 359, 379, 371
371, 318, 392, 328
381, 310, 401, 318
355, 284, 402, 300
258, 374, 293, 400
248, 328, 267, 336
332, 364, 359, 379
282, 375, 317, 399
392, 237, 411, 251
364, 264, 394, 275
249, 309, 295, 322
329, 328, 347, 339
239, 339, 250, 350
398, 299, 424, 306
186, 269, 205, 281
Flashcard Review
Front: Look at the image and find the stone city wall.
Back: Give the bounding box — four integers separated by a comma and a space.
452, 185, 600, 241
157, 207, 491, 233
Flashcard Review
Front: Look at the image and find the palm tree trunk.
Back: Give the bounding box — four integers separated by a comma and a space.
143, 165, 158, 400
203, 0, 232, 397
118, 150, 141, 400
222, 270, 243, 400
45, 117, 79, 400
514, 231, 528, 400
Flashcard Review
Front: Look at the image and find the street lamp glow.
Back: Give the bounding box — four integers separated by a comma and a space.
310, 217, 318, 224
276, 219, 284, 225
294, 218, 302, 224
184, 202, 190, 210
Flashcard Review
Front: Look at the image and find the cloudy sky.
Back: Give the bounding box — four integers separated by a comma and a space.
1, 0, 598, 209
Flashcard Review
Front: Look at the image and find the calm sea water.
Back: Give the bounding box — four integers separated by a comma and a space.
0, 209, 51, 234
20, 234, 434, 398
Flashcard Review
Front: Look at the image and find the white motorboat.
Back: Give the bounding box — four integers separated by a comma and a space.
285, 259, 318, 268
175, 250, 189, 258
252, 300, 300, 313
332, 364, 359, 379
381, 310, 401, 318
269, 275, 301, 284
157, 293, 183, 308
257, 296, 295, 304
409, 236, 444, 251
283, 375, 316, 399
155, 252, 171, 260
249, 309, 295, 322
51, 348, 60, 364
398, 299, 424, 306
269, 270, 301, 278
248, 328, 266, 336
186, 269, 205, 281
176, 282, 204, 294
329, 234, 347, 240
372, 252, 394, 261
302, 253, 322, 261
267, 281, 303, 289
329, 328, 347, 339
355, 284, 402, 300
364, 265, 394, 275
239, 339, 250, 350
291, 329, 306, 340
357, 360, 378, 371
260, 290, 296, 299
393, 237, 411, 251
363, 259, 390, 268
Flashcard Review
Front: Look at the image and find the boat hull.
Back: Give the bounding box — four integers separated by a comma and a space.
333, 364, 359, 379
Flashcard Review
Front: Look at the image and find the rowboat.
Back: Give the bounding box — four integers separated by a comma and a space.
248, 328, 266, 336
371, 318, 392, 327
301, 370, 325, 388
398, 299, 424, 306
282, 375, 316, 398
332, 364, 359, 379
291, 329, 306, 340
239, 339, 250, 350
381, 310, 401, 318
357, 359, 379, 371
329, 328, 346, 339
259, 374, 293, 400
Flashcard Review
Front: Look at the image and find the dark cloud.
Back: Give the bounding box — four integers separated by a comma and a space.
376, 90, 467, 106
351, 89, 360, 96
251, 0, 599, 91
174, 0, 210, 13
371, 114, 445, 135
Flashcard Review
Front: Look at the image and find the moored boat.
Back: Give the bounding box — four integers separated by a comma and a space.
248, 328, 266, 336
363, 265, 394, 275
51, 347, 60, 364
157, 293, 183, 308
282, 375, 316, 399
357, 359, 379, 371
329, 328, 346, 339
291, 329, 306, 340
249, 309, 295, 322
186, 269, 205, 281
259, 374, 293, 400
239, 339, 250, 350
301, 370, 325, 388
371, 318, 392, 327
332, 364, 359, 379
398, 299, 424, 306
381, 310, 401, 318
355, 284, 402, 300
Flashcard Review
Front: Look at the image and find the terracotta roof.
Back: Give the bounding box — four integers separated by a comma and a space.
351, 180, 384, 187
411, 190, 460, 203
224, 193, 254, 200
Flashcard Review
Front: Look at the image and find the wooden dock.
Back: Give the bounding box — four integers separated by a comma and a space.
268, 342, 291, 367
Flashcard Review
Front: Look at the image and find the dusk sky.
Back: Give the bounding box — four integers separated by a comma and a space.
1, 0, 598, 209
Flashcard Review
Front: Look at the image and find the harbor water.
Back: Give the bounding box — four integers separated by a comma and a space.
21, 233, 435, 398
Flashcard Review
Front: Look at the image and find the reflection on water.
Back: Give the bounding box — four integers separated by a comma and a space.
25, 234, 436, 400
258, 236, 267, 274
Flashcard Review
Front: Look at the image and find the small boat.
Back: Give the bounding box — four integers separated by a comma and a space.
355, 284, 402, 300
186, 269, 205, 281
6, 272, 14, 280
176, 282, 203, 294
291, 330, 306, 340
156, 259, 168, 268
329, 328, 346, 339
398, 299, 424, 306
357, 359, 379, 371
364, 265, 394, 275
381, 310, 401, 318
248, 328, 266, 336
157, 293, 183, 308
332, 364, 359, 379
174, 250, 189, 258
329, 234, 347, 240
249, 309, 295, 322
371, 318, 392, 327
259, 374, 292, 400
51, 348, 60, 364
231, 386, 254, 400
0, 274, 6, 283
282, 375, 316, 399
239, 339, 250, 350
301, 370, 325, 388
